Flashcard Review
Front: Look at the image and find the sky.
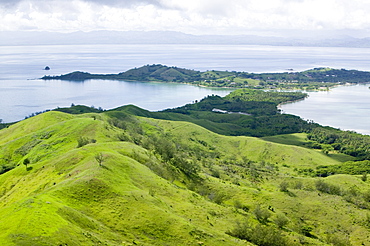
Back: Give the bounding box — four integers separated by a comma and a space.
1, 0, 370, 37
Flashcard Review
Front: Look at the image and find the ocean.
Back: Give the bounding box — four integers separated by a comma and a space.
1, 44, 369, 134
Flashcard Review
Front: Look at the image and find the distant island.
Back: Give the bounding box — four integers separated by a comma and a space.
42, 64, 370, 90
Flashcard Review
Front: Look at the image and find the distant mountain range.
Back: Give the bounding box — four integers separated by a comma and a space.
1, 30, 370, 47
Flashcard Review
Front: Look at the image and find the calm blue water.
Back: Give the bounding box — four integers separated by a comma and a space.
280, 84, 370, 135
1, 44, 370, 134
0, 78, 232, 123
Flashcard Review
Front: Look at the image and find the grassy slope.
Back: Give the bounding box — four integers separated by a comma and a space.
0, 111, 369, 245
0, 112, 250, 245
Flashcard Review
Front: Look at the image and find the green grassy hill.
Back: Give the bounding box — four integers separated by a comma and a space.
0, 110, 370, 245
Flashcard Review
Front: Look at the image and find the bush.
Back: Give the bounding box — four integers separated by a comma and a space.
274, 213, 289, 229
279, 181, 289, 192
234, 200, 249, 211
326, 233, 351, 246
227, 221, 288, 246
315, 180, 342, 195
0, 163, 15, 175
77, 137, 96, 148
300, 225, 314, 237
253, 205, 271, 224
362, 173, 367, 182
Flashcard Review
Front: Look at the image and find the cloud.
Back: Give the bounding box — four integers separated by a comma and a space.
1, 0, 370, 35
0, 0, 163, 8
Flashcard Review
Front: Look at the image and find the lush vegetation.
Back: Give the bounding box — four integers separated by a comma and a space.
315, 160, 370, 176
1, 87, 370, 245
42, 64, 201, 83
224, 88, 308, 104
1, 107, 370, 245
42, 64, 370, 90
307, 127, 370, 160
120, 89, 315, 137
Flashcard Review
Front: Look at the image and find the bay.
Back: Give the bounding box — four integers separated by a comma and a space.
1, 44, 370, 135
0, 79, 232, 123
280, 83, 370, 135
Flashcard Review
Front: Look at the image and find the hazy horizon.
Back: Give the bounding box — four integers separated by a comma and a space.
1, 30, 370, 48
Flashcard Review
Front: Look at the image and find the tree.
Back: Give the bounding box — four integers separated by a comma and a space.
95, 152, 105, 166
23, 158, 30, 169
362, 173, 367, 182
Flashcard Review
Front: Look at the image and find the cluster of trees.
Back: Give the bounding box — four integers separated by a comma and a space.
0, 119, 10, 130
24, 109, 51, 119
55, 104, 104, 114
307, 127, 370, 160
225, 89, 307, 104
243, 67, 370, 84
315, 160, 370, 176
227, 220, 289, 246
161, 91, 316, 137
166, 95, 280, 116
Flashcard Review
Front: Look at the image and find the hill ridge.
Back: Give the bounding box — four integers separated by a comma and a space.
1, 106, 370, 245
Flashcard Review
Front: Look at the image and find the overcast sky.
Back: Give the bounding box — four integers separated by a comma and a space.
1, 0, 370, 37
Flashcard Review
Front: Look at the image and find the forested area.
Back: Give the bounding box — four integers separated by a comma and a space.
224, 88, 307, 104
160, 90, 315, 137
315, 160, 370, 176
307, 127, 370, 160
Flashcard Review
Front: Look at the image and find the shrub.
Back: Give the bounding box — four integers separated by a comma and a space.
253, 205, 271, 224
227, 221, 252, 240
326, 233, 351, 246
300, 225, 314, 237
293, 180, 303, 190
0, 163, 15, 175
315, 180, 342, 195
279, 181, 289, 192
363, 190, 370, 202
362, 173, 367, 182
210, 168, 221, 178
227, 221, 288, 246
77, 137, 95, 148
208, 191, 228, 205
234, 200, 249, 211
274, 213, 289, 229
364, 213, 370, 228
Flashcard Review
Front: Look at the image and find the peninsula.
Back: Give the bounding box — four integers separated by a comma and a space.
42, 64, 370, 90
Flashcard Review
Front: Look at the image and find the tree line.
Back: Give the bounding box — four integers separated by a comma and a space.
307, 127, 370, 160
